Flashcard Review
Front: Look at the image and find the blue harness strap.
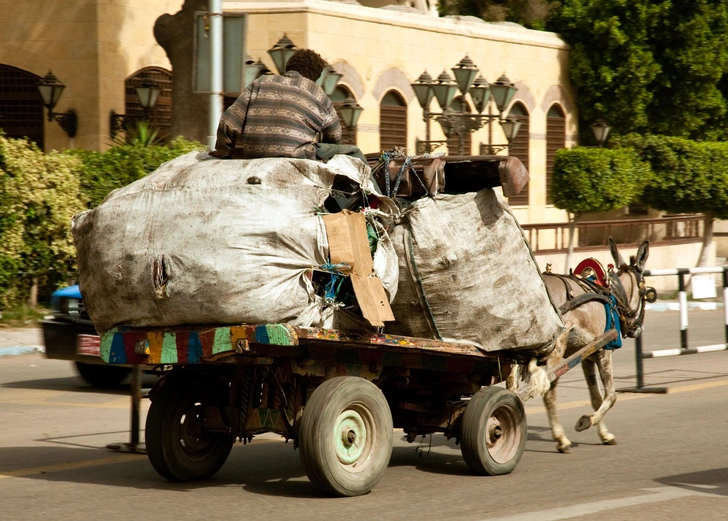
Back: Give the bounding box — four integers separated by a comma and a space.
603, 294, 623, 350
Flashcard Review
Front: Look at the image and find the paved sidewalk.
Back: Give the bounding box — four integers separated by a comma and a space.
0, 326, 44, 356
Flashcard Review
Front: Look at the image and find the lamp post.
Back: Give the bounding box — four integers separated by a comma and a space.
109, 79, 161, 138
411, 57, 520, 156
36, 71, 77, 138
591, 119, 611, 147
338, 97, 364, 130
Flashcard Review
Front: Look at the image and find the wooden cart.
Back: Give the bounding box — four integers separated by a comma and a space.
101, 323, 617, 496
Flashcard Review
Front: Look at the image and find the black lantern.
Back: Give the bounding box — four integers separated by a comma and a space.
37, 71, 77, 138
591, 119, 611, 147
490, 73, 517, 113
267, 34, 298, 75
339, 97, 363, 130
109, 78, 161, 138
451, 55, 479, 95
135, 80, 160, 111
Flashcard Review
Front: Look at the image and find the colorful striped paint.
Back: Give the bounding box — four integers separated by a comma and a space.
101, 323, 299, 365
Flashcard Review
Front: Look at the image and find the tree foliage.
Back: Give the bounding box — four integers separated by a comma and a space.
0, 135, 204, 309
0, 135, 86, 307
551, 146, 651, 215
549, 0, 728, 141
439, 0, 557, 29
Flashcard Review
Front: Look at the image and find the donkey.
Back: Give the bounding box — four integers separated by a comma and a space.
536, 238, 652, 453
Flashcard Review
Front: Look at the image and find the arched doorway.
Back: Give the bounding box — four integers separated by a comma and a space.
124, 67, 172, 138
507, 102, 530, 206
0, 64, 44, 149
330, 86, 358, 146
546, 104, 566, 205
379, 90, 407, 151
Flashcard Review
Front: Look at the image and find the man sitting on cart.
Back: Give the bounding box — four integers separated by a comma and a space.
211, 49, 366, 164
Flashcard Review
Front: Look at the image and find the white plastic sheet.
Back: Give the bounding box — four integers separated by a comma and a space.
72, 152, 393, 333
387, 188, 563, 354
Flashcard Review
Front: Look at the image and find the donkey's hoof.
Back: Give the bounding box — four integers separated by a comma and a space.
601, 436, 617, 446
557, 443, 571, 454
575, 415, 593, 432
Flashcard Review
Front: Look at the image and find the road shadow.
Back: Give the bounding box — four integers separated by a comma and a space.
1, 374, 158, 394
655, 468, 728, 497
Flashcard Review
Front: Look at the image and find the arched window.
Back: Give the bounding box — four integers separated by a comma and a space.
0, 64, 44, 149
506, 102, 530, 206
379, 90, 407, 151
546, 104, 566, 205
125, 67, 172, 138
447, 95, 471, 155
330, 86, 357, 146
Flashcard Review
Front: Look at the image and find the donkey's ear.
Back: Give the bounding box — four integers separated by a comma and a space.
609, 237, 626, 267
634, 241, 649, 271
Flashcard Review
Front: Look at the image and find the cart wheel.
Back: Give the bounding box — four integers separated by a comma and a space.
145, 375, 233, 482
460, 387, 526, 476
298, 376, 393, 497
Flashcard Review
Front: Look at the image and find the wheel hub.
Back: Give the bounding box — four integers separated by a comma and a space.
335, 410, 367, 465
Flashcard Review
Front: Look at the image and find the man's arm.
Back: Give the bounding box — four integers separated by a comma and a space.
320, 98, 343, 145
211, 88, 252, 158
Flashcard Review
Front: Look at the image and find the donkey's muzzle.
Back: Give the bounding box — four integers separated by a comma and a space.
627, 324, 643, 338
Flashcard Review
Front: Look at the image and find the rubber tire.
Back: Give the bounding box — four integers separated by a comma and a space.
145, 375, 234, 482
74, 362, 131, 387
460, 387, 527, 476
298, 376, 393, 497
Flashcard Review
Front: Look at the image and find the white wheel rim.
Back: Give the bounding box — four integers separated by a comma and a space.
334, 406, 373, 469
486, 403, 521, 464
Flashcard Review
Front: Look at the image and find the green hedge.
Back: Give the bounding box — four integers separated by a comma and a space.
0, 135, 203, 309
613, 135, 728, 219
552, 146, 652, 215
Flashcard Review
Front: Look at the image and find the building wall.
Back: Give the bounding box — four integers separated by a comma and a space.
0, 0, 181, 152
234, 0, 576, 224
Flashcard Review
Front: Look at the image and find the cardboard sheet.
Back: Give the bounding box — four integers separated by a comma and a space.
323, 210, 395, 327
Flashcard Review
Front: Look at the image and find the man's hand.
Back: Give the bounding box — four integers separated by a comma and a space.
209, 149, 229, 158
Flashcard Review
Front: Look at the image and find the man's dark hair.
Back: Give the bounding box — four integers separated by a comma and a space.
285, 49, 327, 82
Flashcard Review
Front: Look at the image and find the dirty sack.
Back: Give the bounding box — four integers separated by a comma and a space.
387, 188, 563, 355
72, 151, 397, 333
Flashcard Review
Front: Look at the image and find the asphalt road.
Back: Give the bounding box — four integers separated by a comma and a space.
1, 310, 727, 521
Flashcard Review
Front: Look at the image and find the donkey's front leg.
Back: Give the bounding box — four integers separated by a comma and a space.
580, 354, 617, 444
543, 378, 572, 453
575, 349, 617, 436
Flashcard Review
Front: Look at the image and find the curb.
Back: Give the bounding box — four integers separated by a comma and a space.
646, 302, 724, 312
0, 346, 44, 357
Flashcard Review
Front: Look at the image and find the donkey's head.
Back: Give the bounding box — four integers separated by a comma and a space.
608, 238, 657, 338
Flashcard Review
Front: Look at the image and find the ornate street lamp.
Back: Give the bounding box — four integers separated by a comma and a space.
451, 55, 479, 95
499, 114, 522, 144
36, 71, 77, 138
338, 97, 363, 130
319, 64, 343, 96
591, 119, 611, 147
431, 70, 459, 111
267, 34, 298, 75
490, 73, 517, 113
469, 75, 491, 114
411, 70, 436, 110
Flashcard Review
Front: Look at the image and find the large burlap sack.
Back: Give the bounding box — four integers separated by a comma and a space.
72, 152, 394, 333
388, 188, 563, 355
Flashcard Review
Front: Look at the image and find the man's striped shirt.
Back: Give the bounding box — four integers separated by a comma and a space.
214, 71, 342, 159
